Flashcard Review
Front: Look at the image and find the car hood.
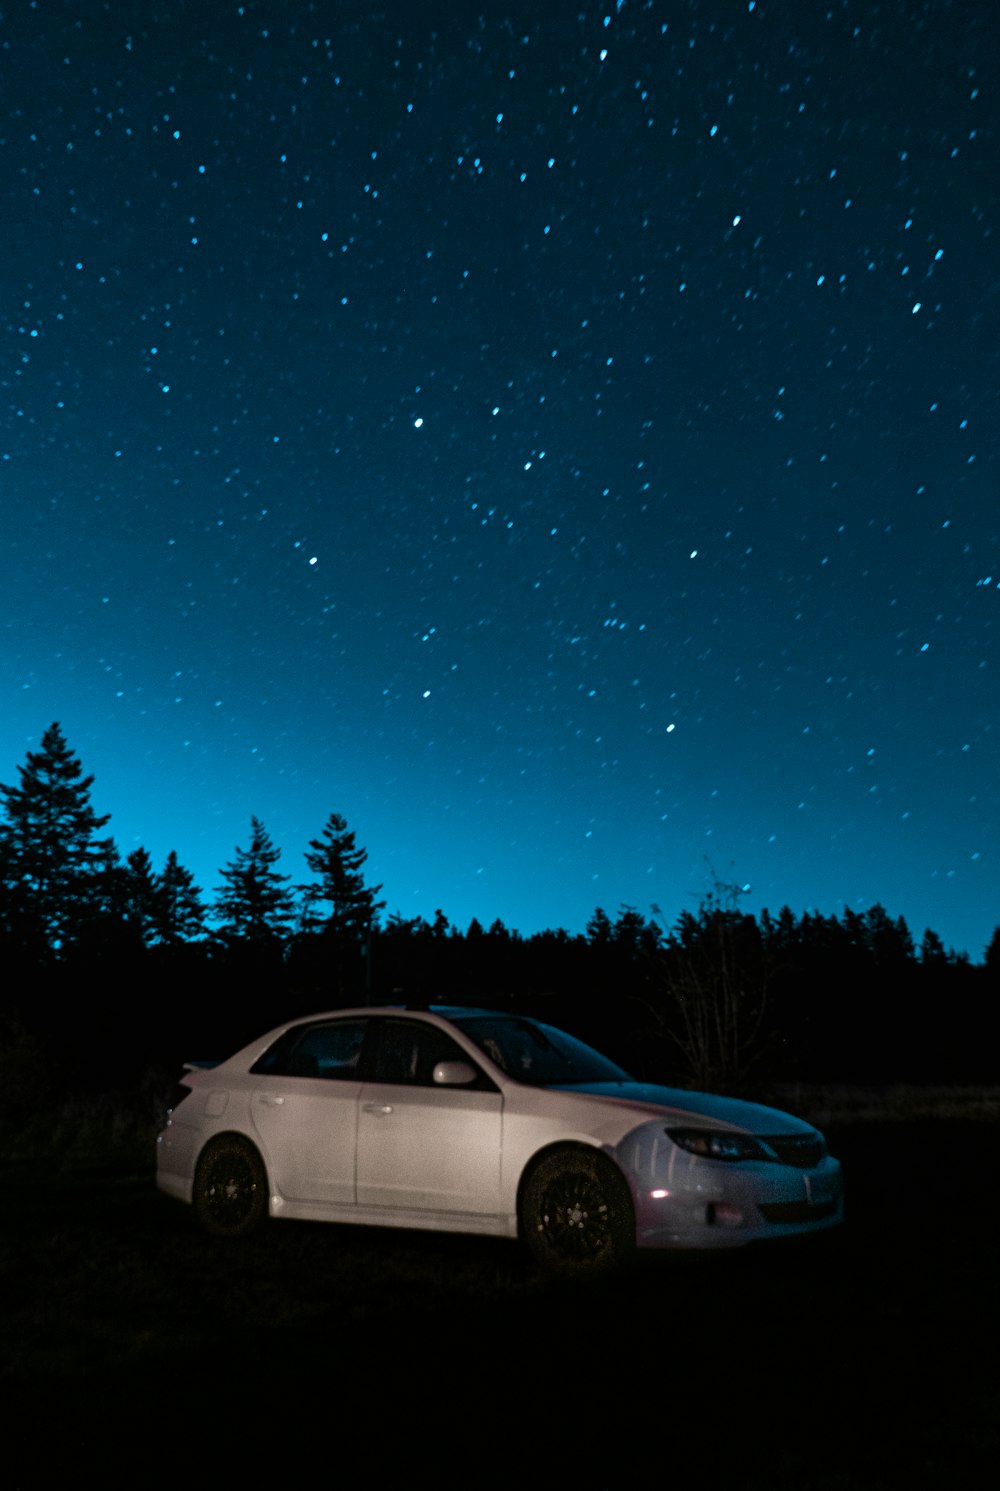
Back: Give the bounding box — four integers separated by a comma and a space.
548, 1080, 817, 1136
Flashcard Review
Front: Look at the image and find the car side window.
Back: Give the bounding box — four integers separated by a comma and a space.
372, 1020, 488, 1089
251, 1019, 368, 1080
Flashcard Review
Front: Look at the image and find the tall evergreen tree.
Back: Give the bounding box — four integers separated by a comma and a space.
302, 813, 384, 940
123, 847, 161, 946
919, 928, 949, 967
216, 817, 295, 943
156, 850, 207, 945
89, 836, 129, 924
613, 904, 660, 956
984, 927, 1000, 977
861, 903, 915, 967
0, 723, 111, 951
586, 907, 614, 945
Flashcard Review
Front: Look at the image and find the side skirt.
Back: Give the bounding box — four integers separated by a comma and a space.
270, 1195, 518, 1239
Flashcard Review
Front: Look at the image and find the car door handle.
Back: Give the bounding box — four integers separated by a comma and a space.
259, 1095, 285, 1106
362, 1103, 394, 1115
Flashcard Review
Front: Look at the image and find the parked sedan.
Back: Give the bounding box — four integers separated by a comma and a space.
156, 1005, 843, 1266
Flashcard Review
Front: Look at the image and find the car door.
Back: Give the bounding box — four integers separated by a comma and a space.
249, 1018, 368, 1206
356, 1018, 503, 1216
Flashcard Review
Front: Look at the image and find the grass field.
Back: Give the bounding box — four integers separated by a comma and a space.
3, 1104, 998, 1487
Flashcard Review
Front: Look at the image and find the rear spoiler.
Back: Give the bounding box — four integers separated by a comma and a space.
183, 1060, 222, 1071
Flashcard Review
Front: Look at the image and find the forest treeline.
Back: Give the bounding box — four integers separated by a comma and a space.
2, 724, 997, 1095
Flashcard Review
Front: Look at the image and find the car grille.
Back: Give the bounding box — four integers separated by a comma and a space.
762, 1133, 824, 1168
759, 1199, 839, 1224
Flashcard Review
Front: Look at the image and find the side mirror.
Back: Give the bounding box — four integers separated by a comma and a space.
432, 1060, 477, 1087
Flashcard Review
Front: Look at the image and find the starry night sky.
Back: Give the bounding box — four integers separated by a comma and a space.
2, 1, 997, 956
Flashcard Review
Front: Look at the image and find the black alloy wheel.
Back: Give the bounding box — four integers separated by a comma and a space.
521, 1150, 633, 1270
193, 1136, 268, 1238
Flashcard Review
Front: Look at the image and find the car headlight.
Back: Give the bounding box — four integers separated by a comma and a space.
667, 1128, 768, 1162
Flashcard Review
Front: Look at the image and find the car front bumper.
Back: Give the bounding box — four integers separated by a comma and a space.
631, 1154, 844, 1249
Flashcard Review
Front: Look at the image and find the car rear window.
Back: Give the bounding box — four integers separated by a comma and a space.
250, 1019, 368, 1079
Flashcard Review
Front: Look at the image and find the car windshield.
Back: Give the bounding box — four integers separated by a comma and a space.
450, 1015, 631, 1087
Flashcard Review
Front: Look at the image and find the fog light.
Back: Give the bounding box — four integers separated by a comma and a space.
707, 1202, 744, 1227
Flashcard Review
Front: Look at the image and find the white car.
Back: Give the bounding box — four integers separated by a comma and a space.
156, 1005, 843, 1266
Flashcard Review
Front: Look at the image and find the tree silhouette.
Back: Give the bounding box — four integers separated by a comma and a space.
654, 878, 774, 1092
87, 836, 128, 920
216, 817, 295, 943
613, 904, 661, 956
859, 903, 915, 968
302, 813, 384, 940
919, 927, 949, 967
431, 908, 451, 938
124, 847, 160, 946
586, 907, 613, 945
0, 723, 111, 952
156, 850, 207, 945
984, 927, 1000, 981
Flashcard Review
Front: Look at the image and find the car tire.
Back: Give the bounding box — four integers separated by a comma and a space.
520, 1149, 634, 1271
193, 1136, 268, 1238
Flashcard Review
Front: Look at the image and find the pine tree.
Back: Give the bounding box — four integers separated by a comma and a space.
919, 928, 949, 967
984, 926, 1000, 977
302, 813, 384, 939
0, 723, 111, 951
216, 817, 295, 943
124, 847, 161, 946
586, 907, 613, 945
89, 836, 130, 925
156, 850, 207, 945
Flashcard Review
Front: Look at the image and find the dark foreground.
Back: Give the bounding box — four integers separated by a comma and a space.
3, 1119, 998, 1488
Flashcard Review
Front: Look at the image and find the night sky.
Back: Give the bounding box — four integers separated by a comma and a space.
3, 1, 997, 957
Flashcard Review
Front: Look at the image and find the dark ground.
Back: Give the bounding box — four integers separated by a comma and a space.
3, 1119, 998, 1487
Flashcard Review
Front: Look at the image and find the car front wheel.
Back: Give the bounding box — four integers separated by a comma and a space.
193, 1136, 268, 1238
520, 1149, 634, 1271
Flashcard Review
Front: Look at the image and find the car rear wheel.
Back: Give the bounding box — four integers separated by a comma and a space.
193, 1136, 268, 1238
520, 1149, 634, 1271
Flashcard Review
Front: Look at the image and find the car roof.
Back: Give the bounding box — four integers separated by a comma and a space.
285, 1004, 525, 1023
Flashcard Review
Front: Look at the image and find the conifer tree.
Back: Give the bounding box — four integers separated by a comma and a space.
919, 928, 949, 967
89, 836, 130, 925
586, 907, 613, 945
302, 813, 384, 939
124, 847, 161, 946
156, 850, 207, 945
215, 817, 295, 943
0, 723, 111, 951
